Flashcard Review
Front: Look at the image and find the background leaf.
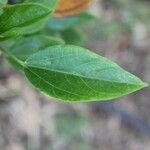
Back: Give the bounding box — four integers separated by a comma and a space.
61, 28, 85, 45
46, 12, 95, 31
24, 0, 58, 9
24, 45, 147, 102
7, 35, 64, 61
2, 35, 64, 70
0, 3, 53, 39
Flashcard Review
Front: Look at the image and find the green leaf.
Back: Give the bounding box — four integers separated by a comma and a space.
0, 3, 53, 39
2, 35, 64, 70
24, 0, 58, 9
61, 28, 85, 45
24, 45, 148, 102
46, 13, 96, 31
8, 35, 64, 61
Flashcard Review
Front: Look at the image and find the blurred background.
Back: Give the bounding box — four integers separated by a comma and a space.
0, 0, 150, 149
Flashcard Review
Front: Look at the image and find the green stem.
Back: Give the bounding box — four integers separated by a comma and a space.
0, 46, 25, 68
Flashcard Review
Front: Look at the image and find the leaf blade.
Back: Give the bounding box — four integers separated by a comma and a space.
0, 3, 53, 38
2, 35, 64, 70
61, 28, 85, 45
24, 0, 58, 9
24, 45, 148, 102
8, 35, 65, 61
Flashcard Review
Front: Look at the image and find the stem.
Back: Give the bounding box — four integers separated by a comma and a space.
0, 46, 26, 68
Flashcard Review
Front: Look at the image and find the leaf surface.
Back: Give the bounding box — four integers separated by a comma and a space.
8, 35, 64, 61
0, 3, 53, 39
24, 0, 58, 9
24, 45, 148, 101
3, 35, 64, 70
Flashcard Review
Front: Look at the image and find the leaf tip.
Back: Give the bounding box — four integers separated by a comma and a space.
136, 81, 149, 91
143, 82, 149, 88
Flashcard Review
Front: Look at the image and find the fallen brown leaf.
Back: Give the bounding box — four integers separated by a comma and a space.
54, 0, 94, 17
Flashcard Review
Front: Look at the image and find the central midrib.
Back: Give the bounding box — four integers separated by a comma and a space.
25, 64, 143, 87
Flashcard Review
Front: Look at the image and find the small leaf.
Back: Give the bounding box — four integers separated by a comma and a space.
0, 3, 53, 39
24, 45, 148, 102
46, 13, 95, 31
61, 28, 85, 45
2, 35, 64, 70
8, 35, 64, 61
